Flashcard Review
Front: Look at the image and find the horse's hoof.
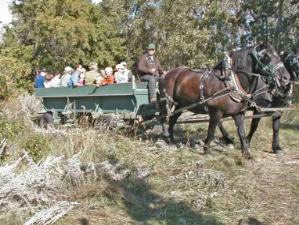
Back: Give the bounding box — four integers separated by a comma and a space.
165, 137, 175, 145
203, 146, 212, 155
273, 149, 284, 155
226, 144, 234, 150
223, 137, 234, 145
242, 152, 253, 159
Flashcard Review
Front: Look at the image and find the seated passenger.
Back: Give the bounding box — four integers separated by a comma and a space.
44, 73, 54, 88
85, 63, 100, 85
70, 64, 85, 87
114, 64, 129, 83
97, 67, 114, 86
50, 73, 61, 87
60, 66, 73, 87
34, 68, 46, 88
120, 61, 133, 81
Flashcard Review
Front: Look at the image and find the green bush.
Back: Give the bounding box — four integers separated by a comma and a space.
20, 134, 51, 162
0, 119, 23, 140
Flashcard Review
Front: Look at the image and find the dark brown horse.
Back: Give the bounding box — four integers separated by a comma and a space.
159, 44, 290, 158
218, 50, 297, 154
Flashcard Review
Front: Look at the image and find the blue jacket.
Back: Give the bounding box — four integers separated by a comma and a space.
69, 71, 80, 87
34, 75, 45, 88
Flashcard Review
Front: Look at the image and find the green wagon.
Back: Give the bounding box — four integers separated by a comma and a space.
35, 82, 157, 125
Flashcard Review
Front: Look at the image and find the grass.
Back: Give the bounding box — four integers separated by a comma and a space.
0, 97, 299, 225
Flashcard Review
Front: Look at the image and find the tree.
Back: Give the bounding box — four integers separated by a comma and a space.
100, 0, 241, 68
240, 0, 298, 51
8, 0, 126, 71
0, 27, 32, 95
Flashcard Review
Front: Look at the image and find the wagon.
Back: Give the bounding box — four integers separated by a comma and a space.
35, 81, 157, 125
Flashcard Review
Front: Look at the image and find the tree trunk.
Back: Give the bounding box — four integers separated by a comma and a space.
274, 0, 284, 50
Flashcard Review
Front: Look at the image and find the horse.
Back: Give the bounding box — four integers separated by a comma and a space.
158, 43, 291, 158
218, 51, 299, 154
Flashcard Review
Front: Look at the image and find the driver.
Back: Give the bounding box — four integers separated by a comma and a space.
138, 43, 165, 103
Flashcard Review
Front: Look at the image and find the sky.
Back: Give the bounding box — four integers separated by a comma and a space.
0, 0, 12, 28
0, 0, 103, 30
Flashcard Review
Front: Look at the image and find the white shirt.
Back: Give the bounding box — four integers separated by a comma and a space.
114, 71, 129, 83
44, 76, 61, 88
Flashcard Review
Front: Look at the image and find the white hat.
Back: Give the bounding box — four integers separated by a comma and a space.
105, 67, 113, 74
120, 61, 127, 66
115, 64, 125, 70
64, 66, 73, 73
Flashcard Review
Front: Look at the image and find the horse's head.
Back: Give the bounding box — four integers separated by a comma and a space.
250, 43, 291, 94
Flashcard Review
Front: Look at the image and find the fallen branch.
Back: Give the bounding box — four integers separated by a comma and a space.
24, 201, 79, 225
0, 138, 7, 157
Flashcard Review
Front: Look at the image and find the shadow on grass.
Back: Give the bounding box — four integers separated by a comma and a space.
102, 163, 224, 225
238, 217, 268, 225
281, 122, 299, 130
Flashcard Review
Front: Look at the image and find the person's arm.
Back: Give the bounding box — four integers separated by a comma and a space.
74, 74, 82, 87
127, 70, 132, 82
155, 58, 164, 75
114, 72, 119, 83
108, 75, 115, 84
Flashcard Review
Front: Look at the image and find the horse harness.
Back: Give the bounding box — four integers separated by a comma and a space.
160, 47, 290, 120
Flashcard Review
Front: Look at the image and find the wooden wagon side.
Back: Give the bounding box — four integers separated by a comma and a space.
35, 82, 157, 124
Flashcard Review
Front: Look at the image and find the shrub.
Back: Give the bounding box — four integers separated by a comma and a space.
20, 133, 51, 162
0, 118, 23, 140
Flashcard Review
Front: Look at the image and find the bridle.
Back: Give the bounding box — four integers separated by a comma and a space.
251, 48, 284, 78
249, 46, 290, 98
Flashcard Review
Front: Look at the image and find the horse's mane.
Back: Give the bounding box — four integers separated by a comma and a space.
230, 46, 255, 73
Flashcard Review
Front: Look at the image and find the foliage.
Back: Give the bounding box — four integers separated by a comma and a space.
0, 118, 23, 140
240, 0, 299, 51
0, 28, 32, 95
20, 133, 51, 162
4, 0, 126, 72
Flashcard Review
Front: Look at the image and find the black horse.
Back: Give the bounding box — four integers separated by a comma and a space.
159, 43, 290, 158
218, 50, 298, 154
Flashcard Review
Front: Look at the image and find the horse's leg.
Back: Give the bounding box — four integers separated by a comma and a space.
160, 118, 169, 137
204, 110, 222, 154
218, 121, 234, 144
272, 112, 283, 154
158, 78, 171, 138
168, 112, 182, 143
247, 111, 261, 147
233, 113, 251, 158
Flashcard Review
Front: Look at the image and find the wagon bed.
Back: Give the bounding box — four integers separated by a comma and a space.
35, 82, 156, 119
